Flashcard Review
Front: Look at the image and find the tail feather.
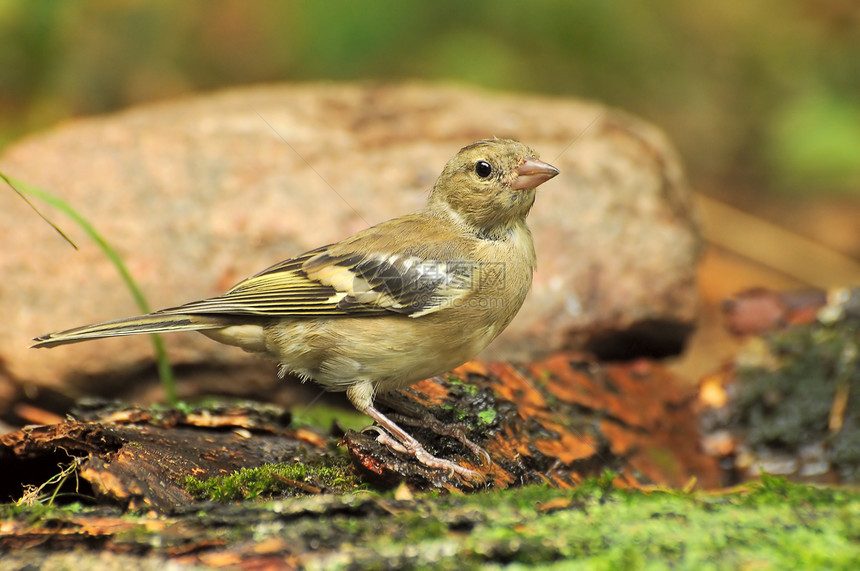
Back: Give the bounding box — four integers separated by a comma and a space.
31, 313, 226, 348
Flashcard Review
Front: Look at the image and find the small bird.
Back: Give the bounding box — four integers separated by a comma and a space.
33, 139, 559, 480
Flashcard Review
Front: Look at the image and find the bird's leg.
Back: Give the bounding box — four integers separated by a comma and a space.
375, 391, 491, 467
361, 403, 483, 482
347, 381, 483, 481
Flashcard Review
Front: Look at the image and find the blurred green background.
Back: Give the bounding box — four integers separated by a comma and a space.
1, 0, 859, 198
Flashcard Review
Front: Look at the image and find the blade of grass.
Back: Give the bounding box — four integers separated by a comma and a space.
1, 172, 78, 249
4, 173, 177, 404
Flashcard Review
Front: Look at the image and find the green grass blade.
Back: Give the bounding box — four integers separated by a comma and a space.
0, 172, 78, 250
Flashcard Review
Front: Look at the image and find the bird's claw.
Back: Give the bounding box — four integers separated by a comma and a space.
382, 409, 493, 468
362, 424, 483, 483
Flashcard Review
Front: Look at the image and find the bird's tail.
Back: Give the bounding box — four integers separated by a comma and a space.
31, 312, 227, 348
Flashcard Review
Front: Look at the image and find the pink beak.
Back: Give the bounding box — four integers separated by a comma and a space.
511, 158, 559, 190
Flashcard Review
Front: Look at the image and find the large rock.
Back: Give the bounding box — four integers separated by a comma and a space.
0, 83, 700, 398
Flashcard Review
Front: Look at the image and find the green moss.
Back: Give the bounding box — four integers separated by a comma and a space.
445, 374, 479, 397
183, 457, 361, 501
733, 318, 860, 480
742, 472, 857, 507
426, 478, 860, 568
5, 476, 859, 566
438, 403, 469, 422
375, 476, 858, 567
476, 409, 497, 425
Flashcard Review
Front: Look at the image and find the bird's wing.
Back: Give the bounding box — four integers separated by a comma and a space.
303, 248, 476, 318
155, 243, 476, 319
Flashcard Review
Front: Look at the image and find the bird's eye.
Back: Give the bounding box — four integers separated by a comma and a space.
474, 160, 492, 178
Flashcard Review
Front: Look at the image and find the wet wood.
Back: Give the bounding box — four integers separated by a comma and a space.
1, 352, 720, 514
345, 353, 720, 490
0, 404, 324, 512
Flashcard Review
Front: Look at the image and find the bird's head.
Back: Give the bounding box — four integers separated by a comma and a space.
429, 139, 559, 238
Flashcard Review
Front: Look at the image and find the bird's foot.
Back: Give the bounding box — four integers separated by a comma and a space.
375, 391, 492, 467
386, 412, 492, 467
362, 425, 483, 483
